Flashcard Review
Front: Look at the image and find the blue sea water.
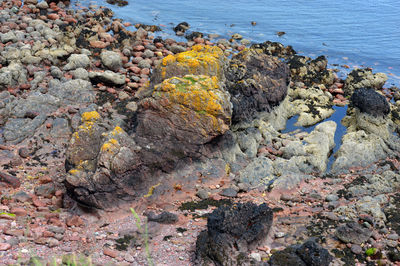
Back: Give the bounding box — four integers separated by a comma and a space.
73, 0, 400, 86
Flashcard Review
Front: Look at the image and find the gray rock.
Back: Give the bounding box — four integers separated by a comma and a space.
170, 44, 186, 54
125, 101, 138, 112
219, 188, 237, 197
143, 49, 154, 58
36, 1, 48, 9
100, 50, 122, 71
388, 233, 399, 240
1, 31, 17, 43
344, 68, 387, 96
48, 79, 95, 104
350, 244, 363, 254
88, 70, 126, 86
72, 68, 89, 80
238, 157, 274, 187
325, 194, 339, 202
146, 211, 178, 224
196, 189, 209, 200
63, 54, 90, 71
0, 62, 28, 90
138, 59, 151, 69
50, 66, 63, 79
335, 222, 372, 244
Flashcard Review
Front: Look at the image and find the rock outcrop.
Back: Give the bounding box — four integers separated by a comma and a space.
344, 68, 388, 96
226, 48, 290, 123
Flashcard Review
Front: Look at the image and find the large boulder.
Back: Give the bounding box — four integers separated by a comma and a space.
150, 44, 227, 86
344, 68, 387, 96
136, 74, 232, 162
195, 202, 273, 265
0, 62, 28, 90
226, 48, 290, 123
350, 87, 390, 117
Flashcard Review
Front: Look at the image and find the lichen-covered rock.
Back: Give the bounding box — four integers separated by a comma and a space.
287, 55, 336, 86
226, 48, 290, 123
350, 87, 390, 117
150, 44, 227, 86
344, 68, 387, 96
63, 54, 91, 71
136, 75, 231, 160
195, 202, 273, 265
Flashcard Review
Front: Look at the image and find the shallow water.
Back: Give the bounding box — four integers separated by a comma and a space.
74, 0, 400, 86
281, 105, 348, 172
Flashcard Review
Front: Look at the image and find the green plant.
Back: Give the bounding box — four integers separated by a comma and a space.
130, 208, 154, 266
366, 247, 377, 256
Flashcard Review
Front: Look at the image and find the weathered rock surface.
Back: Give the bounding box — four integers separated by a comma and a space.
100, 50, 122, 71
89, 70, 126, 86
195, 202, 273, 265
63, 54, 91, 71
350, 87, 390, 117
344, 68, 387, 96
226, 48, 290, 123
335, 222, 372, 244
0, 62, 28, 90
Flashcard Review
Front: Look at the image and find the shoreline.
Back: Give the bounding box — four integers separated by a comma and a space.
0, 0, 400, 265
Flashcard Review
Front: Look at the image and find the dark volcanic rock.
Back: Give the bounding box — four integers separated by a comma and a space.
195, 202, 273, 265
335, 222, 372, 244
269, 240, 333, 266
350, 87, 390, 117
226, 48, 290, 123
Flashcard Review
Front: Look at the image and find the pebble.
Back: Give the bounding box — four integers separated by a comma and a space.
125, 102, 138, 112
219, 187, 237, 197
118, 91, 129, 101
275, 232, 285, 238
325, 194, 339, 202
350, 244, 362, 254
196, 189, 209, 200
250, 252, 261, 262
0, 243, 11, 251
387, 233, 399, 240
103, 247, 118, 258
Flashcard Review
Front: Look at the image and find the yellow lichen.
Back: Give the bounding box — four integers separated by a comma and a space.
111, 126, 124, 135
144, 183, 161, 198
101, 138, 119, 152
81, 111, 100, 122
162, 54, 176, 66
68, 169, 80, 175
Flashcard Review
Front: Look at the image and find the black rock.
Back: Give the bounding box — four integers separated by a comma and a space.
195, 202, 273, 265
350, 87, 390, 117
269, 240, 333, 266
146, 211, 179, 224
173, 22, 190, 36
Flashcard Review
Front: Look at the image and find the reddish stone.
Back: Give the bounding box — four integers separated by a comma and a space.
132, 51, 143, 57
155, 42, 163, 48
90, 40, 109, 49
103, 248, 118, 258
48, 217, 63, 227
237, 45, 246, 51
44, 212, 59, 220
32, 195, 46, 208
0, 243, 11, 251
130, 66, 141, 74
66, 215, 84, 227
4, 229, 24, 236
133, 45, 145, 51
43, 230, 55, 237
194, 37, 204, 44
10, 207, 27, 217
332, 88, 344, 94
46, 123, 52, 129
0, 171, 20, 188
335, 82, 343, 88
19, 83, 31, 90
336, 94, 345, 101
65, 17, 77, 24
47, 13, 59, 20
107, 87, 116, 94
140, 68, 150, 75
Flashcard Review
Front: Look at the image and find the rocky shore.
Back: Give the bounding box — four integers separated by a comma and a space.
1, 0, 400, 265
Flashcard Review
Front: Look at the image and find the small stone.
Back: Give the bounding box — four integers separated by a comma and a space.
386, 240, 398, 248
146, 211, 178, 224
350, 244, 362, 254
325, 194, 339, 202
196, 189, 209, 200
10, 207, 27, 217
66, 215, 84, 227
388, 233, 399, 240
275, 232, 285, 238
125, 102, 138, 112
0, 243, 11, 251
118, 91, 130, 101
103, 248, 118, 258
47, 238, 59, 247
219, 187, 237, 197
250, 252, 261, 262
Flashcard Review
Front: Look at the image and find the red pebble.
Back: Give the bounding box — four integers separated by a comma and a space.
47, 13, 59, 20
133, 45, 145, 51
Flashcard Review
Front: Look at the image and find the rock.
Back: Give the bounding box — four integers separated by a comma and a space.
335, 222, 372, 244
50, 66, 63, 79
195, 202, 273, 265
350, 87, 390, 117
18, 147, 30, 158
226, 48, 290, 123
150, 44, 227, 86
0, 171, 20, 188
0, 62, 28, 90
47, 238, 59, 248
66, 215, 84, 227
269, 240, 333, 266
100, 50, 122, 71
34, 183, 56, 198
136, 74, 231, 162
103, 248, 118, 258
169, 44, 186, 54
251, 41, 296, 59
146, 211, 178, 224
0, 243, 11, 251
125, 101, 138, 112
63, 54, 90, 71
36, 1, 49, 9
89, 70, 126, 86
219, 187, 238, 197
196, 189, 209, 200
13, 191, 32, 203
326, 194, 339, 202
1, 31, 17, 43
72, 68, 89, 80
344, 68, 388, 96
287, 55, 335, 86
238, 157, 274, 187
174, 22, 190, 35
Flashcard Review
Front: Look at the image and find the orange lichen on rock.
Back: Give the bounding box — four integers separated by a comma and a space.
153, 75, 231, 121
157, 44, 226, 81
101, 138, 119, 153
